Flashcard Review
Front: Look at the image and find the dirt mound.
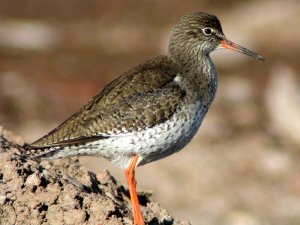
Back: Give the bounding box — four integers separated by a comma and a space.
0, 126, 190, 225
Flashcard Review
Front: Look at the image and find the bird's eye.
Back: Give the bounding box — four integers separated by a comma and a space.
202, 27, 213, 36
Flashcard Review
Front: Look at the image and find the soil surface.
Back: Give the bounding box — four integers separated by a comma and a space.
0, 126, 190, 225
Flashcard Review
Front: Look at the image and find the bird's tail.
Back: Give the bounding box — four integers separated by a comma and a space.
23, 144, 61, 161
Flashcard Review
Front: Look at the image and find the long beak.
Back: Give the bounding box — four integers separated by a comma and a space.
220, 39, 265, 61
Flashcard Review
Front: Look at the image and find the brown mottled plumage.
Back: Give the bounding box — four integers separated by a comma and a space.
25, 12, 264, 225
30, 56, 182, 147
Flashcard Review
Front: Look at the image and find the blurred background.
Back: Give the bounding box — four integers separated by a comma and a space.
0, 0, 300, 224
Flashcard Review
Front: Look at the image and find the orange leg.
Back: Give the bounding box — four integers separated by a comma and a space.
125, 156, 145, 225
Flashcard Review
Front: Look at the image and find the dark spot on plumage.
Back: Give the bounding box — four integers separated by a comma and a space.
181, 89, 186, 98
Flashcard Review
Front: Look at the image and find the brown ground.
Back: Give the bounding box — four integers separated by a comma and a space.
0, 1, 300, 225
0, 127, 189, 225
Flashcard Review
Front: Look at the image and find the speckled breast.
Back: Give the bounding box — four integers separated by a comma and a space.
135, 100, 207, 166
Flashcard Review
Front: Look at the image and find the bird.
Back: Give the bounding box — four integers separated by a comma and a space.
25, 12, 264, 225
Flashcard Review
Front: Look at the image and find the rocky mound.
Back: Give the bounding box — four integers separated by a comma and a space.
0, 127, 190, 225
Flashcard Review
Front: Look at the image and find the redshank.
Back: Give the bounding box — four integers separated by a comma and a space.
26, 12, 264, 225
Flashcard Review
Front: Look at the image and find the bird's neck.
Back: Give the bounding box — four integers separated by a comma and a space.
171, 52, 218, 106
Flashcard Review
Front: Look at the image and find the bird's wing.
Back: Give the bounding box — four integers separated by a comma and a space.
30, 56, 183, 148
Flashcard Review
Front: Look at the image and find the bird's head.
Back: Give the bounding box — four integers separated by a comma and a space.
169, 12, 265, 65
